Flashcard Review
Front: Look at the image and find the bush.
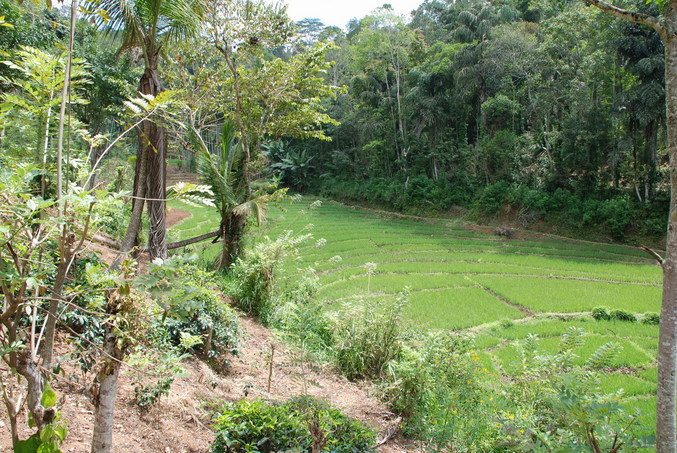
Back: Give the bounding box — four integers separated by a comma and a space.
472, 181, 511, 216
641, 312, 660, 325
609, 309, 637, 323
330, 293, 407, 380
157, 265, 240, 363
383, 331, 496, 451
591, 306, 611, 321
229, 232, 311, 323
135, 257, 240, 376
269, 270, 333, 358
210, 397, 375, 453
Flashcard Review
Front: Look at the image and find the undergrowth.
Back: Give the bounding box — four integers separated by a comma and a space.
210, 397, 375, 453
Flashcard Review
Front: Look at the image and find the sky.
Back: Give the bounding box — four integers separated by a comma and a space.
282, 0, 424, 29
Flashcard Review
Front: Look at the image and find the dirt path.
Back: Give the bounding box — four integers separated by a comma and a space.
167, 207, 191, 228
0, 313, 411, 452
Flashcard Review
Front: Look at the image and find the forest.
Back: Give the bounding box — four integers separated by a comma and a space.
1, 0, 677, 451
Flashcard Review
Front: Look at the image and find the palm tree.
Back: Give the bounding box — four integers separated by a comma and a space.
194, 122, 273, 270
95, 0, 204, 263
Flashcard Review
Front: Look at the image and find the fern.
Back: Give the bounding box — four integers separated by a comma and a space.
515, 334, 539, 374
559, 327, 585, 353
585, 342, 622, 369
166, 182, 215, 207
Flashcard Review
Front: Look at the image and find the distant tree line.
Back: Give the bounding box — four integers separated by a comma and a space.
275, 0, 669, 241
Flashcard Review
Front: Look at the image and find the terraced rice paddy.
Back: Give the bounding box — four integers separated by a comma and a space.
171, 197, 663, 430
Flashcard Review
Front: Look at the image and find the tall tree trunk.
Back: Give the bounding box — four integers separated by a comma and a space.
216, 44, 252, 200
113, 51, 168, 266
139, 54, 168, 261
657, 27, 677, 453
580, 2, 677, 448
55, 0, 77, 207
145, 119, 167, 261
41, 0, 78, 370
644, 120, 658, 201
90, 335, 121, 453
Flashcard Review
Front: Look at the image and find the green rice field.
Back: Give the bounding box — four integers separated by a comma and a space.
171, 197, 663, 428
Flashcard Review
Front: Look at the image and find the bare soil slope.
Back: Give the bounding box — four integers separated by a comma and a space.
0, 313, 408, 452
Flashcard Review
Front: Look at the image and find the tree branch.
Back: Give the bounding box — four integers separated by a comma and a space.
583, 0, 666, 38
139, 229, 220, 252
92, 234, 122, 250
641, 245, 664, 265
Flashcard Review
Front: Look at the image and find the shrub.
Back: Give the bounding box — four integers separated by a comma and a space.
642, 312, 660, 325
134, 257, 240, 381
212, 400, 308, 452
330, 293, 407, 380
229, 232, 311, 323
210, 397, 375, 453
609, 309, 637, 323
152, 264, 240, 363
269, 270, 333, 358
383, 331, 496, 451
472, 181, 511, 216
500, 318, 515, 329
591, 306, 611, 321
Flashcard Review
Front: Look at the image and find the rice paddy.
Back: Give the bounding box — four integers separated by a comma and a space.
171, 197, 663, 429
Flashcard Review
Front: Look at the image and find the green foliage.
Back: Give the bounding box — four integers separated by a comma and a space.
318, 175, 471, 214
176, 198, 662, 443
609, 309, 638, 323
585, 342, 623, 369
229, 232, 311, 322
141, 258, 240, 361
592, 306, 612, 321
268, 270, 333, 357
264, 141, 316, 191
329, 292, 407, 380
642, 312, 660, 325
133, 377, 174, 408
384, 331, 517, 451
210, 397, 375, 453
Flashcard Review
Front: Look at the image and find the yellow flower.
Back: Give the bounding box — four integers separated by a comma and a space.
452, 409, 458, 415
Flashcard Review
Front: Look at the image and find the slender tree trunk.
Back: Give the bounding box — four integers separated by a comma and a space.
90, 363, 120, 453
87, 145, 104, 190
40, 0, 77, 368
90, 290, 127, 453
644, 120, 658, 201
657, 26, 677, 453
41, 232, 75, 370
111, 143, 149, 270
16, 350, 52, 432
216, 44, 252, 200
55, 0, 77, 206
